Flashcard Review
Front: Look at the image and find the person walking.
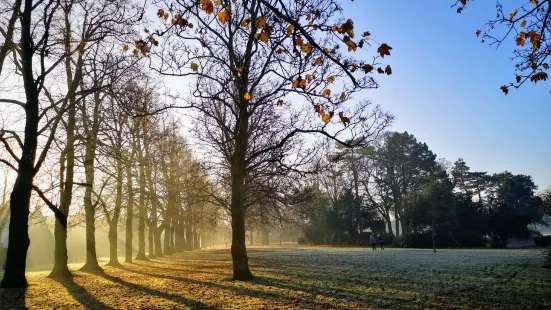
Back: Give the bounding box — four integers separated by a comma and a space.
370, 234, 377, 250
378, 235, 384, 250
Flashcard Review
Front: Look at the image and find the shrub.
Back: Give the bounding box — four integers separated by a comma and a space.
297, 236, 308, 245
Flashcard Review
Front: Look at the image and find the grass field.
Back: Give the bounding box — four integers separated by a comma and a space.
1, 246, 550, 309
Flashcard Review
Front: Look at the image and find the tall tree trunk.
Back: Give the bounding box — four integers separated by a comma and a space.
193, 224, 199, 250
125, 152, 135, 263
230, 131, 253, 279
170, 217, 176, 250
107, 149, 124, 267
384, 213, 394, 238
351, 149, 361, 245
163, 218, 171, 255
230, 89, 253, 280
1, 0, 36, 288
80, 90, 102, 273
185, 215, 193, 251
50, 5, 80, 279
143, 131, 162, 257
135, 130, 147, 260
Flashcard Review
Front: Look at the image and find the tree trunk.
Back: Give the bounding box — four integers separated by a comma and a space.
170, 217, 176, 250
261, 229, 269, 246
163, 218, 171, 255
80, 90, 102, 273
50, 5, 81, 279
193, 225, 199, 250
125, 155, 134, 263
3, 0, 58, 288
230, 91, 253, 280
148, 224, 155, 258
229, 156, 252, 279
351, 150, 361, 245
186, 205, 193, 251
1, 175, 33, 287
107, 148, 124, 267
384, 214, 394, 238
154, 225, 163, 256
135, 128, 147, 261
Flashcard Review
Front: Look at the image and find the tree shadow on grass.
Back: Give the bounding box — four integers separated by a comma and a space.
117, 266, 339, 309
54, 276, 116, 310
98, 272, 217, 310
0, 287, 26, 310
130, 261, 227, 276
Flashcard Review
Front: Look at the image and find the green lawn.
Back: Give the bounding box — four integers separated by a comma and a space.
0, 246, 550, 309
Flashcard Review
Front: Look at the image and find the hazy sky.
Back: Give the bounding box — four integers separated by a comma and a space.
340, 0, 551, 190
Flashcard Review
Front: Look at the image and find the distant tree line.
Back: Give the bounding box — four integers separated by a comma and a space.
297, 131, 549, 248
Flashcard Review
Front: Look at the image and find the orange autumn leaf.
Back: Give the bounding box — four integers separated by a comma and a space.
259, 32, 269, 43
341, 19, 355, 38
327, 76, 335, 83
201, 0, 214, 14
476, 30, 481, 37
321, 113, 330, 123
286, 25, 294, 36
292, 77, 307, 89
377, 43, 392, 57
256, 17, 266, 28
157, 9, 165, 18
190, 62, 199, 71
305, 74, 313, 82
217, 11, 230, 24
276, 99, 284, 106
338, 112, 350, 125
321, 89, 331, 97
543, 63, 549, 70
343, 36, 357, 52
516, 36, 525, 46
122, 44, 129, 52
241, 19, 249, 29
244, 92, 252, 100
339, 92, 346, 100
531, 72, 548, 83
314, 57, 322, 65
301, 43, 313, 54
385, 65, 392, 75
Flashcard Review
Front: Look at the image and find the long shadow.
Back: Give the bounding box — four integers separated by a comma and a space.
0, 287, 26, 310
117, 266, 339, 309
98, 272, 217, 309
54, 276, 116, 310
129, 262, 226, 276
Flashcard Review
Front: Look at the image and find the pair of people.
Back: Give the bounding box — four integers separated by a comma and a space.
370, 234, 384, 250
